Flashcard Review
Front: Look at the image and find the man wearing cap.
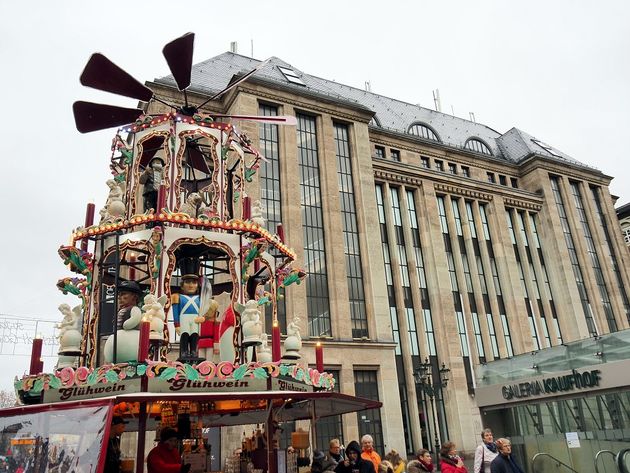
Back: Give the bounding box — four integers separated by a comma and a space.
139, 157, 165, 213
116, 281, 142, 331
147, 428, 190, 473
105, 416, 127, 473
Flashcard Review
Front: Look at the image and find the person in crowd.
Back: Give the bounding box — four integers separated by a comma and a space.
334, 441, 373, 473
311, 450, 337, 473
489, 439, 524, 473
360, 435, 380, 473
104, 416, 127, 473
407, 449, 434, 472
439, 442, 468, 473
384, 450, 404, 473
147, 428, 191, 473
473, 429, 498, 473
377, 460, 394, 473
327, 439, 343, 463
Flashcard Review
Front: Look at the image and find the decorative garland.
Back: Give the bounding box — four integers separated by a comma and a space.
15, 361, 335, 395
71, 214, 296, 260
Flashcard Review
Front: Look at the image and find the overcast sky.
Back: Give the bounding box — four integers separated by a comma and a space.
0, 0, 629, 389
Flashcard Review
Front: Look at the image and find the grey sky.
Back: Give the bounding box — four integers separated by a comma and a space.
0, 0, 629, 389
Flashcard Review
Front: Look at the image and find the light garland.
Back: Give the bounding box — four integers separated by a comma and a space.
128, 112, 234, 133
72, 216, 296, 260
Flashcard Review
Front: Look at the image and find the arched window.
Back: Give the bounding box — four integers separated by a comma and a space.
408, 123, 440, 142
369, 116, 381, 127
465, 138, 492, 155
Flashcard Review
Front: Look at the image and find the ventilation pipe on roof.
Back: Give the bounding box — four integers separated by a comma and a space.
230, 41, 238, 53
469, 112, 476, 123
433, 89, 441, 112
365, 81, 372, 92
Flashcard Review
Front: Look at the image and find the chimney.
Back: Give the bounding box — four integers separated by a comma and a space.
433, 89, 441, 112
230, 41, 238, 53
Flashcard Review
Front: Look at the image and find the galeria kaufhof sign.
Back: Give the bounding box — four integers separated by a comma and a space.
502, 369, 601, 400
474, 360, 630, 408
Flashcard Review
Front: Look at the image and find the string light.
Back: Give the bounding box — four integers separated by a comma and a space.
72, 215, 297, 259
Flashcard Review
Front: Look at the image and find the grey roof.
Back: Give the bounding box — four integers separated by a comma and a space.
155, 52, 592, 169
616, 202, 630, 218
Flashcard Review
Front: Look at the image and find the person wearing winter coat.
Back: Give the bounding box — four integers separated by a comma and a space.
360, 435, 381, 473
473, 429, 499, 473
408, 450, 434, 472
311, 450, 338, 473
334, 441, 373, 473
489, 439, 524, 473
439, 442, 468, 473
383, 450, 404, 473
147, 428, 190, 473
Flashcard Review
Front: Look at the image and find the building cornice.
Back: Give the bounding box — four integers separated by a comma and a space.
374, 169, 422, 186
373, 160, 544, 209
237, 85, 373, 124
434, 183, 494, 202
519, 154, 612, 184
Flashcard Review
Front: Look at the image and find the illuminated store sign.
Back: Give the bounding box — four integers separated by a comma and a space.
502, 369, 601, 400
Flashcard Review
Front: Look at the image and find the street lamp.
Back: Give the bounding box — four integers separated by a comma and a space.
414, 358, 450, 469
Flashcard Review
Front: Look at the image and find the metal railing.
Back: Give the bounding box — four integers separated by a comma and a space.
594, 450, 616, 473
532, 453, 578, 473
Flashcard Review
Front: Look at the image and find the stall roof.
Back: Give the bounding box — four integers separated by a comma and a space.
0, 391, 381, 426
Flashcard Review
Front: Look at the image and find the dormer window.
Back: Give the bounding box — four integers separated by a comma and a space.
277, 66, 306, 86
465, 138, 492, 156
408, 123, 440, 142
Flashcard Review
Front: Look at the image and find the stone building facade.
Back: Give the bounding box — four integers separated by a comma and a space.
146, 52, 630, 459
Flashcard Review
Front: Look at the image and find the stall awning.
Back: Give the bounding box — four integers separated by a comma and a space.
2, 391, 381, 428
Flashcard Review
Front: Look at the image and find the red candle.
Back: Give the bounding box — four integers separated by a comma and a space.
272, 322, 281, 362
138, 319, 150, 361
315, 342, 324, 372
129, 253, 136, 281
157, 184, 167, 213
276, 224, 285, 243
243, 196, 251, 220
29, 337, 43, 375
81, 203, 95, 251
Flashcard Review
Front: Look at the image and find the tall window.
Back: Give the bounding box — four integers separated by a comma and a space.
517, 212, 552, 347
315, 369, 344, 448
259, 104, 286, 331
570, 182, 618, 332
465, 201, 499, 358
591, 186, 630, 324
506, 210, 542, 350
376, 184, 414, 453
354, 370, 384, 454
376, 185, 400, 354
391, 188, 420, 356
530, 214, 563, 344
479, 204, 514, 356
436, 197, 473, 363
452, 198, 485, 362
550, 177, 598, 336
334, 123, 368, 338
407, 191, 437, 357
297, 114, 331, 336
